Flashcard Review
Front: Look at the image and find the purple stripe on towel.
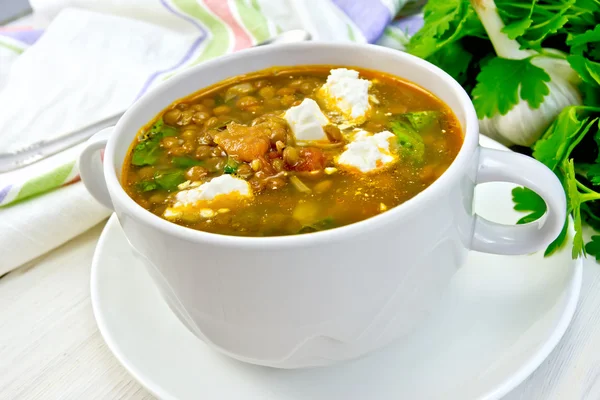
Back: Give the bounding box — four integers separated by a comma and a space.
332, 0, 392, 43
0, 184, 12, 203
0, 29, 44, 46
133, 0, 208, 99
392, 14, 424, 36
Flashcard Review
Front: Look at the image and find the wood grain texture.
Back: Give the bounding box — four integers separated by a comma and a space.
1, 221, 599, 400
0, 222, 153, 400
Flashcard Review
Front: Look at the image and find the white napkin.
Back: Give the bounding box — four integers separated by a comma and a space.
0, 0, 418, 274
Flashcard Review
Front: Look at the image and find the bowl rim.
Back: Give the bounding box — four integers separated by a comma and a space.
103, 42, 479, 249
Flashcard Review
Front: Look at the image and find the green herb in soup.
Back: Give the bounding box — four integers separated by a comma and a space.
122, 66, 463, 236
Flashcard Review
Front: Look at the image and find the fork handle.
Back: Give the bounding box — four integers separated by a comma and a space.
0, 112, 123, 173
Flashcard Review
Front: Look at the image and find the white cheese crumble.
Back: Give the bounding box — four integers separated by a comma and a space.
163, 175, 252, 220
337, 130, 396, 173
318, 68, 372, 125
284, 98, 330, 142
174, 175, 251, 206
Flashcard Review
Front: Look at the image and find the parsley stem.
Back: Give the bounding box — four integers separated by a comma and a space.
581, 193, 600, 203
576, 180, 595, 193
469, 0, 534, 60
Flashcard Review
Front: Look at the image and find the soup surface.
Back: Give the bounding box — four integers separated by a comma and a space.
123, 66, 463, 236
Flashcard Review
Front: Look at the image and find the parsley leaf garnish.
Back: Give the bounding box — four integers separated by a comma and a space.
131, 136, 163, 166
512, 186, 547, 224
154, 170, 186, 192
585, 235, 600, 260
136, 180, 159, 192
564, 159, 585, 258
544, 217, 569, 257
472, 57, 551, 119
406, 0, 483, 59
135, 170, 186, 193
131, 118, 179, 166
532, 106, 597, 170
426, 41, 473, 85
567, 55, 600, 86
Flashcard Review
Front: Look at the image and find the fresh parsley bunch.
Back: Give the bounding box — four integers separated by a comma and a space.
407, 0, 600, 258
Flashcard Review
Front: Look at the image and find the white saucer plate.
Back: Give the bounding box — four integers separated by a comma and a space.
91, 136, 582, 400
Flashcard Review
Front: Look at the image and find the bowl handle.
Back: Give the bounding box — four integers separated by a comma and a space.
78, 127, 114, 210
471, 147, 566, 255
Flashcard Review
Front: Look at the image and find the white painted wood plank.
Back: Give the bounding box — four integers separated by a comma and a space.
1, 220, 599, 399
0, 222, 153, 400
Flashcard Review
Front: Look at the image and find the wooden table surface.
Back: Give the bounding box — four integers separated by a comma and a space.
1, 219, 600, 400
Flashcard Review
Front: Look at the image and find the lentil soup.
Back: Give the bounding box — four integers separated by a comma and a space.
122, 66, 463, 236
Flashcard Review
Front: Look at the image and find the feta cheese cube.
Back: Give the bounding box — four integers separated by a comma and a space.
337, 130, 396, 173
318, 68, 372, 125
284, 98, 330, 142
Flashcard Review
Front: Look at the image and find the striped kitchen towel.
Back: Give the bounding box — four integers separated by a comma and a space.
0, 0, 423, 274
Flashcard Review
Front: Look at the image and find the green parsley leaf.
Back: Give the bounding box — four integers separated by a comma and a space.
567, 55, 600, 86
585, 235, 600, 260
131, 137, 162, 166
564, 159, 585, 258
472, 57, 551, 119
498, 0, 533, 40
136, 180, 159, 192
581, 82, 600, 107
406, 0, 483, 59
171, 156, 203, 168
588, 43, 600, 61
495, 0, 574, 49
132, 118, 179, 166
149, 119, 165, 135
544, 216, 569, 257
586, 163, 600, 185
512, 186, 547, 224
567, 25, 600, 53
426, 41, 473, 85
582, 202, 600, 231
151, 119, 178, 137
523, 11, 571, 49
532, 106, 598, 170
154, 170, 186, 191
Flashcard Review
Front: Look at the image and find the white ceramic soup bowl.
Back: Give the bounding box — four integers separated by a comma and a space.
79, 42, 566, 369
